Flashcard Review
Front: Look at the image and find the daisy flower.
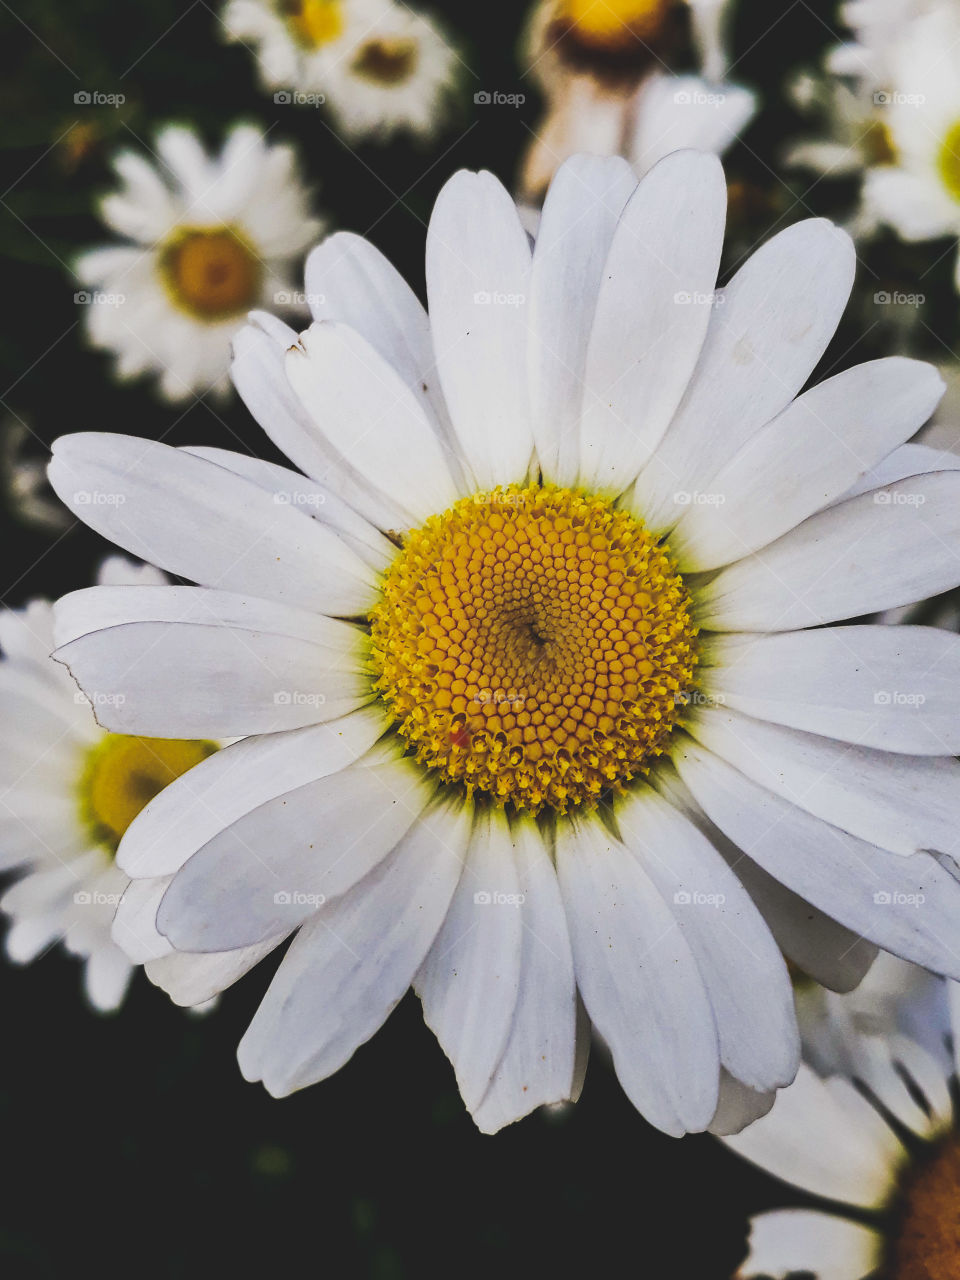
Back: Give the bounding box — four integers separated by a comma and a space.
725, 957, 960, 1279
863, 4, 960, 291
520, 0, 754, 200
76, 123, 323, 402
0, 557, 222, 1011
222, 0, 461, 142
46, 150, 960, 1136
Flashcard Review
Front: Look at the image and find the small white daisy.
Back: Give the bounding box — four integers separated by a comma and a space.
46, 151, 960, 1135
862, 5, 960, 290
521, 0, 754, 199
222, 0, 461, 142
76, 123, 324, 402
725, 956, 960, 1279
0, 557, 223, 1012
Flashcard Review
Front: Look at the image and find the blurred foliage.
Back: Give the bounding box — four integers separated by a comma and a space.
0, 0, 957, 1275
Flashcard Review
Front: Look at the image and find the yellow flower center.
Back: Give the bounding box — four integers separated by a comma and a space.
369, 485, 698, 814
886, 1134, 960, 1280
556, 0, 674, 50
937, 120, 960, 204
350, 36, 420, 86
158, 227, 262, 322
78, 734, 218, 854
280, 0, 344, 48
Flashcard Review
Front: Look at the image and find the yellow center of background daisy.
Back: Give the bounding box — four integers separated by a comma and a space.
159, 227, 262, 322
78, 734, 218, 854
281, 0, 344, 48
369, 485, 698, 813
887, 1134, 960, 1279
350, 37, 420, 86
937, 120, 960, 203
557, 0, 674, 49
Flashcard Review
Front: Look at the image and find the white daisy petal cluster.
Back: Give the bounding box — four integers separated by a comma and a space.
726, 955, 960, 1279
45, 150, 960, 1136
0, 557, 224, 1012
222, 0, 461, 141
76, 124, 324, 402
788, 0, 960, 288
520, 0, 756, 199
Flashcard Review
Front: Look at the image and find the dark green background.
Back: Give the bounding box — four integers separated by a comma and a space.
0, 1, 954, 1274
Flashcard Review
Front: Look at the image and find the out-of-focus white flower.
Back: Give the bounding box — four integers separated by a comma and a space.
520, 0, 754, 200
863, 6, 960, 289
222, 0, 461, 141
725, 956, 960, 1279
76, 123, 323, 402
0, 557, 222, 1011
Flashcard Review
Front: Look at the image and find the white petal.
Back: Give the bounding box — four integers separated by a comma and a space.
556, 813, 720, 1136
238, 797, 472, 1096
112, 876, 173, 963
703, 625, 960, 756
724, 1064, 902, 1207
708, 1071, 776, 1136
738, 1209, 883, 1280
835, 442, 960, 503
48, 434, 379, 615
527, 154, 638, 486
674, 739, 960, 980
83, 943, 134, 1012
670, 358, 945, 570
579, 150, 726, 493
654, 764, 879, 992
426, 170, 534, 488
286, 321, 461, 523
230, 317, 410, 532
181, 446, 394, 572
415, 809, 524, 1113
304, 231, 462, 470
118, 708, 386, 878
632, 218, 856, 532
629, 74, 757, 171
688, 707, 960, 859
157, 756, 435, 951
471, 817, 578, 1134
617, 785, 798, 1091
53, 587, 371, 737
146, 937, 284, 1007
699, 471, 960, 631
